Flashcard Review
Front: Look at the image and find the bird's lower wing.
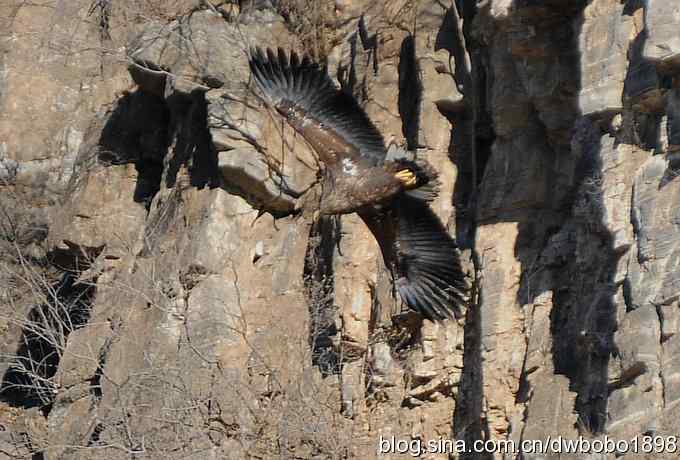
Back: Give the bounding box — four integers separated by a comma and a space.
360, 195, 468, 321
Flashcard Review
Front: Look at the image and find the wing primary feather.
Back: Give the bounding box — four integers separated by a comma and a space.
418, 267, 467, 294
416, 287, 450, 321
290, 50, 300, 67
418, 273, 453, 298
275, 47, 290, 88
398, 284, 441, 321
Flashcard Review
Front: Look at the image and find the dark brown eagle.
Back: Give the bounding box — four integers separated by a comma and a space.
249, 48, 467, 321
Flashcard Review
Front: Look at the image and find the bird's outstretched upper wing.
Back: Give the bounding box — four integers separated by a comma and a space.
248, 47, 387, 166
360, 195, 468, 321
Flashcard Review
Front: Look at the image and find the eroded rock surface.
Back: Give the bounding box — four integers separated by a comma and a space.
1, 1, 680, 459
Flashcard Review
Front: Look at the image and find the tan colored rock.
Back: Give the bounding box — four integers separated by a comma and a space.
0, 0, 130, 177
642, 0, 680, 67
49, 163, 147, 255
578, 0, 635, 115
5, 1, 680, 459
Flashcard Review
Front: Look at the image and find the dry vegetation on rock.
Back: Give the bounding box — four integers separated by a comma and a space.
2, 0, 680, 459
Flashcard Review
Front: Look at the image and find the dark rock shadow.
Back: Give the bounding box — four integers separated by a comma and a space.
303, 216, 342, 376
536, 0, 680, 436
542, 123, 620, 435
443, 1, 495, 455
98, 90, 170, 208
506, 0, 619, 438
444, 0, 625, 451
398, 35, 422, 150
98, 87, 221, 211
0, 271, 96, 412
164, 89, 221, 190
338, 16, 378, 99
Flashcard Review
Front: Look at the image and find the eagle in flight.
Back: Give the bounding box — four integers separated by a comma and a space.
249, 48, 467, 321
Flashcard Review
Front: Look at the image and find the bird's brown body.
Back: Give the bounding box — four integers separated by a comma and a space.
277, 102, 407, 215
249, 47, 467, 321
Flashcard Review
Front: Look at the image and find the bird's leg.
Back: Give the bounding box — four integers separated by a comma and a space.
395, 169, 418, 188
294, 181, 323, 225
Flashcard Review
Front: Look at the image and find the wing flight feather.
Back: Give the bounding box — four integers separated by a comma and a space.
360, 195, 468, 321
249, 47, 387, 166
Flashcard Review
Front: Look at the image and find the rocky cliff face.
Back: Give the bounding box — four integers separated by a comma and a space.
1, 1, 679, 459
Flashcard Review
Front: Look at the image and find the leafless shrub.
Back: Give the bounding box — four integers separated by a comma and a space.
0, 273, 95, 408
0, 185, 95, 409
0, 198, 355, 458
80, 251, 353, 458
0, 2, 368, 456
